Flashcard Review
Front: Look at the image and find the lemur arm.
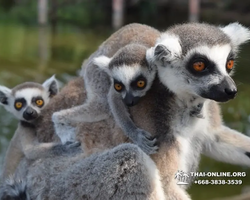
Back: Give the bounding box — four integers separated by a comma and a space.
108, 89, 157, 155
202, 125, 250, 166
1, 128, 23, 180
52, 97, 110, 144
20, 124, 57, 160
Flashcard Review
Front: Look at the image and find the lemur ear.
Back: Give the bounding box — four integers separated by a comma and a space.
220, 22, 250, 48
42, 75, 59, 98
93, 56, 112, 75
146, 34, 182, 66
0, 85, 11, 106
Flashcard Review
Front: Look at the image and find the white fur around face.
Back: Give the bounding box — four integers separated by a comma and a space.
157, 44, 233, 98
12, 88, 50, 120
111, 64, 156, 98
185, 44, 232, 76
220, 22, 250, 48
112, 64, 142, 85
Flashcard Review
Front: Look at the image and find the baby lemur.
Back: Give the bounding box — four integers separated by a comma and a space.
0, 76, 61, 180
53, 44, 159, 155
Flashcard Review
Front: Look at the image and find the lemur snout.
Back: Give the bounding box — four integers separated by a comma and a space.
203, 76, 237, 102
222, 76, 237, 99
123, 93, 140, 107
23, 107, 38, 121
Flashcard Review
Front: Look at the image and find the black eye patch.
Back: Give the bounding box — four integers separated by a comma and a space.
14, 98, 26, 111
113, 79, 125, 92
186, 53, 218, 76
32, 96, 43, 103
130, 75, 147, 90
32, 96, 44, 108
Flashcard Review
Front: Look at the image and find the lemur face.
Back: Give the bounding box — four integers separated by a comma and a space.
110, 64, 156, 106
0, 75, 58, 122
94, 44, 156, 107
147, 22, 250, 102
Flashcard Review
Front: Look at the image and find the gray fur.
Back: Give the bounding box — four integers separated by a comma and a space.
7, 22, 250, 200
167, 23, 231, 55
53, 30, 159, 154
15, 143, 164, 200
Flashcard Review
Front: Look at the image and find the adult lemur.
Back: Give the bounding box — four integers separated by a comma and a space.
3, 23, 250, 200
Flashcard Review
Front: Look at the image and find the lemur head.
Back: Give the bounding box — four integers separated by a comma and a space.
94, 44, 156, 106
0, 75, 59, 122
147, 22, 250, 102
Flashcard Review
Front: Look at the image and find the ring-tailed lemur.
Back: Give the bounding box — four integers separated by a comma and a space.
52, 32, 161, 154
3, 23, 250, 200
0, 75, 79, 181
50, 22, 250, 199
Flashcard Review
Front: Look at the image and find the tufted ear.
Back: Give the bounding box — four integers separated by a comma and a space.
146, 33, 182, 67
0, 85, 13, 112
42, 75, 59, 98
93, 55, 112, 75
220, 22, 250, 48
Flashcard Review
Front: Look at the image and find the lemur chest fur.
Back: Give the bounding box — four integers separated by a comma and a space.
174, 100, 209, 174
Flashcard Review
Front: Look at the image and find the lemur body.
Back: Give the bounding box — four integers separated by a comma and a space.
0, 76, 60, 180
52, 24, 161, 154
3, 23, 250, 199
50, 22, 250, 199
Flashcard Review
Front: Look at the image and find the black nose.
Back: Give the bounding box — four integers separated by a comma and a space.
123, 93, 140, 107
225, 87, 237, 97
200, 76, 237, 102
23, 107, 38, 121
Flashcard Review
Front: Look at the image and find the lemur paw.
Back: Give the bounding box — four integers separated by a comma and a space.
64, 141, 81, 148
52, 112, 76, 144
133, 128, 158, 155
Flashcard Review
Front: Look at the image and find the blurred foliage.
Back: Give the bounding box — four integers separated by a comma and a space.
0, 0, 249, 29
0, 0, 111, 28
0, 0, 15, 11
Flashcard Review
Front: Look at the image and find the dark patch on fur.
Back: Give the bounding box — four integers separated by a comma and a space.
0, 91, 8, 105
0, 179, 30, 200
245, 152, 250, 159
48, 80, 58, 97
190, 103, 204, 118
51, 143, 82, 156
20, 121, 35, 129
150, 77, 176, 146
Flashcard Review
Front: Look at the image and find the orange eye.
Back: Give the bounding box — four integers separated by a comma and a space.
114, 83, 123, 91
36, 99, 44, 107
193, 62, 205, 72
15, 102, 22, 109
227, 60, 234, 71
137, 80, 145, 88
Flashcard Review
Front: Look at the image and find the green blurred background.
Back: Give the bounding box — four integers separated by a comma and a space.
0, 0, 250, 199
